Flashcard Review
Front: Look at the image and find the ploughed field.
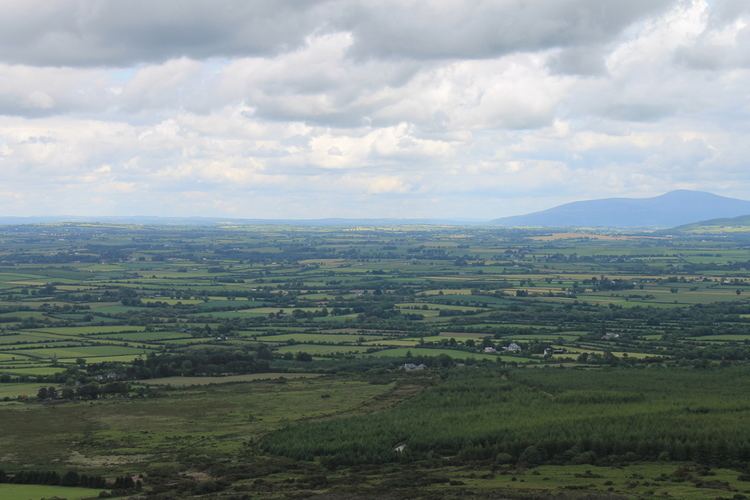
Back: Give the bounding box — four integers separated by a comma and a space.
0, 224, 750, 498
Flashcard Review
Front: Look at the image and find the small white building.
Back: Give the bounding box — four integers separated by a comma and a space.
483, 346, 497, 353
504, 342, 522, 353
401, 363, 427, 372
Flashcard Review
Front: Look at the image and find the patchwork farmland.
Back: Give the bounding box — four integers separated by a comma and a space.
0, 224, 749, 498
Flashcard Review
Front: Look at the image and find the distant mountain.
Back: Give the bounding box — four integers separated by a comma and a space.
492, 190, 750, 228
671, 214, 750, 234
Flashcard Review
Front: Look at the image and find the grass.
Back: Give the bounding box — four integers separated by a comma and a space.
275, 344, 372, 355
0, 377, 394, 473
369, 347, 525, 362
0, 382, 57, 399
94, 331, 191, 342
692, 334, 750, 342
0, 484, 108, 500
452, 463, 750, 499
139, 373, 321, 386
0, 366, 68, 376
0, 332, 64, 344
13, 345, 148, 360
32, 326, 146, 335
438, 332, 492, 339
0, 352, 34, 362
255, 333, 383, 343
62, 354, 145, 364
362, 339, 420, 347
397, 302, 485, 312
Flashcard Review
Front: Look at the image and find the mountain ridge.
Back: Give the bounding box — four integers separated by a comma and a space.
492, 190, 750, 228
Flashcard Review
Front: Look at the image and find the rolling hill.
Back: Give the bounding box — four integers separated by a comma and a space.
492, 190, 750, 228
671, 214, 750, 234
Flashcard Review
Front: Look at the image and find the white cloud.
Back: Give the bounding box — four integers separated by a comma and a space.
0, 0, 748, 218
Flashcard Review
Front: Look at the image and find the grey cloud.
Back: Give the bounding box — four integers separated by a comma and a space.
601, 102, 673, 123
341, 0, 674, 60
675, 30, 750, 70
701, 0, 750, 28
0, 0, 335, 67
0, 0, 674, 67
547, 46, 607, 76
674, 0, 750, 70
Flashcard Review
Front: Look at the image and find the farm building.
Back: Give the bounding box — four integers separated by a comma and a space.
401, 363, 427, 372
504, 343, 522, 353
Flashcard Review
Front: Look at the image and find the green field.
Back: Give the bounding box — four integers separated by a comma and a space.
0, 484, 108, 500
9, 345, 148, 360
692, 334, 750, 342
32, 326, 147, 335
139, 372, 321, 386
0, 377, 394, 472
275, 344, 372, 355
370, 347, 525, 362
0, 382, 58, 399
255, 333, 386, 343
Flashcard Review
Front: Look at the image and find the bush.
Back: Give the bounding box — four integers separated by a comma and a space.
495, 453, 514, 465
519, 446, 544, 466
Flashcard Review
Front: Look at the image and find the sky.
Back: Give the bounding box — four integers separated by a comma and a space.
1, 0, 749, 219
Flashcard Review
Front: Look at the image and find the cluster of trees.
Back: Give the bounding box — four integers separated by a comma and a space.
37, 382, 130, 401
263, 367, 750, 468
0, 469, 108, 488
124, 347, 270, 379
585, 276, 636, 291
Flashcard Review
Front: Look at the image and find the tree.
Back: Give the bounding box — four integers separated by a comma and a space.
37, 387, 48, 400
295, 351, 312, 362
256, 344, 273, 360
61, 471, 79, 486
77, 383, 100, 400
180, 360, 193, 375
519, 445, 544, 465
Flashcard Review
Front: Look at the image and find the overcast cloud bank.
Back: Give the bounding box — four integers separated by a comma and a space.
0, 0, 748, 217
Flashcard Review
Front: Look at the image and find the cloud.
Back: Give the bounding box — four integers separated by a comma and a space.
0, 0, 333, 67
0, 64, 113, 116
0, 0, 672, 67
675, 11, 750, 69
0, 0, 749, 218
343, 0, 673, 61
547, 46, 608, 76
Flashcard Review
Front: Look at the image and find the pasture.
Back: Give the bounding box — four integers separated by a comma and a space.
0, 484, 108, 500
